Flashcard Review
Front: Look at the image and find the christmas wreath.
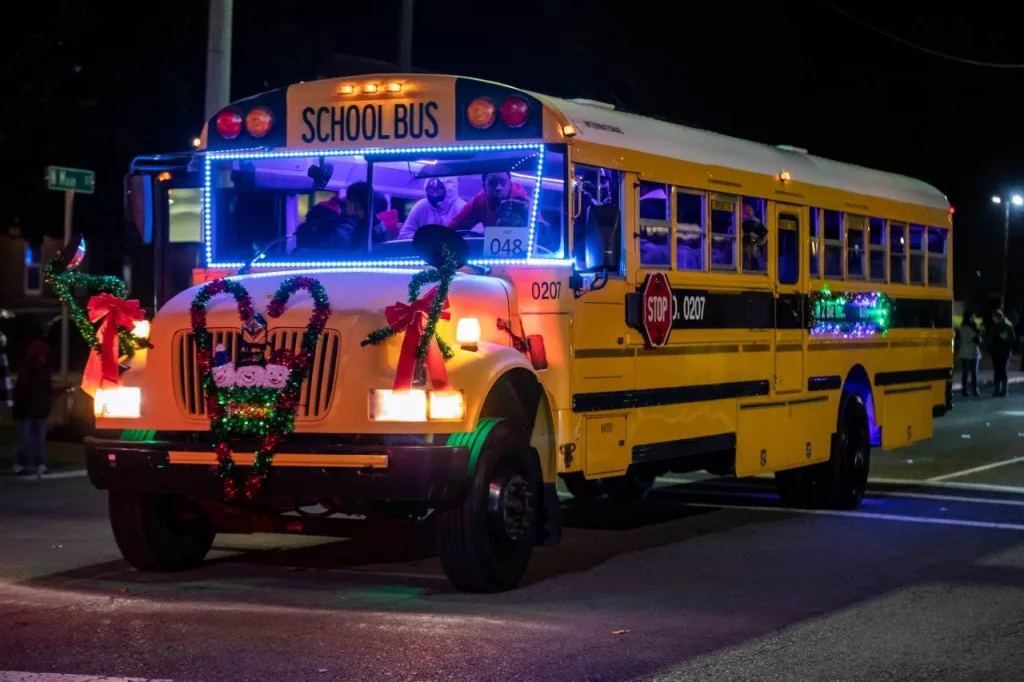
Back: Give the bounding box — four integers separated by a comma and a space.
45, 235, 151, 395
190, 275, 331, 501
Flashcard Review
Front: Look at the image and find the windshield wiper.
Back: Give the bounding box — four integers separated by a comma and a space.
236, 232, 295, 275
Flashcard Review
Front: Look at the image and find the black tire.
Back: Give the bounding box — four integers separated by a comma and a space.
435, 421, 539, 592
774, 393, 870, 510
109, 491, 216, 571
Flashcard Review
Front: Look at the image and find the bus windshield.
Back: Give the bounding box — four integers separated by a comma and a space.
205, 145, 567, 267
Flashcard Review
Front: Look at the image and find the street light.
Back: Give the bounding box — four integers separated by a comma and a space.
991, 193, 1023, 308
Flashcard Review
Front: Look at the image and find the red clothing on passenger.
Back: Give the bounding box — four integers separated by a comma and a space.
447, 183, 530, 232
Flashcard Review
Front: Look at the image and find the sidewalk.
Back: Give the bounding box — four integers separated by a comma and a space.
0, 426, 86, 474
951, 368, 1024, 393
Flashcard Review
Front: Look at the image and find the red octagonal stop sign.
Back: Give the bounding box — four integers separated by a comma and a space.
640, 272, 674, 347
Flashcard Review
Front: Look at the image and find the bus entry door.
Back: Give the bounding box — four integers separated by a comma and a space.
774, 205, 804, 393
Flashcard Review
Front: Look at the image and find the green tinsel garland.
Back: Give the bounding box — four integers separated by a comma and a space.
362, 244, 458, 363
44, 260, 151, 359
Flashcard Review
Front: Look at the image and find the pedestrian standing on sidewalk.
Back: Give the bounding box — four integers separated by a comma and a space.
10, 340, 52, 475
958, 311, 982, 397
0, 332, 12, 414
986, 309, 1016, 398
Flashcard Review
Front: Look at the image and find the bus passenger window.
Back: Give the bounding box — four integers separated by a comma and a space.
869, 217, 887, 282
846, 214, 866, 279
638, 181, 670, 267
909, 224, 925, 284
573, 165, 623, 273
808, 208, 820, 277
675, 190, 705, 271
823, 210, 843, 278
889, 222, 906, 283
741, 197, 767, 274
928, 227, 948, 286
710, 195, 737, 271
777, 212, 799, 285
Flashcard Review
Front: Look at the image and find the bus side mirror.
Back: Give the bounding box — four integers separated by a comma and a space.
584, 204, 622, 271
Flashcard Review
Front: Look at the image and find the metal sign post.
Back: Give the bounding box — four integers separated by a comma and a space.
46, 166, 95, 386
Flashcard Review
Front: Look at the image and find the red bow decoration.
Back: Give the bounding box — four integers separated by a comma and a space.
81, 293, 145, 397
384, 286, 451, 390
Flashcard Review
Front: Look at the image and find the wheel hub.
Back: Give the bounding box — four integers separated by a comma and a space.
488, 473, 534, 541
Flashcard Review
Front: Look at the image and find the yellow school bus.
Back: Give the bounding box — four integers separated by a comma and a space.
86, 74, 953, 592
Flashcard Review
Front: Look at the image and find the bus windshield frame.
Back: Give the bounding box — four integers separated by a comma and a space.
202, 143, 570, 270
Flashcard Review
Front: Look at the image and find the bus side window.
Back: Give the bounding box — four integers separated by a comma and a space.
573, 165, 623, 274
909, 224, 925, 284
869, 217, 887, 282
710, 194, 737, 271
823, 210, 843, 279
777, 212, 799, 285
927, 226, 948, 287
675, 189, 705, 271
741, 197, 767, 274
890, 222, 906, 283
846, 214, 866, 280
638, 181, 670, 267
808, 208, 820, 278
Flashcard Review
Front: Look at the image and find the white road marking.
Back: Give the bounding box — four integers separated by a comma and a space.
867, 477, 1024, 494
658, 485, 1024, 508
0, 673, 171, 682
926, 456, 1024, 482
685, 501, 1024, 532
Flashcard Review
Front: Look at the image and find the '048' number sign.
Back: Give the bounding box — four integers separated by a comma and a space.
483, 226, 529, 258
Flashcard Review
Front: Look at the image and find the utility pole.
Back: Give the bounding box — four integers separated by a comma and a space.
398, 0, 414, 72
204, 0, 234, 122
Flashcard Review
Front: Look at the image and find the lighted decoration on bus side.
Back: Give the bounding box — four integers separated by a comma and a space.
809, 286, 892, 338
201, 143, 569, 269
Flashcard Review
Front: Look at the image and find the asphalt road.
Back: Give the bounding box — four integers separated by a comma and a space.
1, 394, 1023, 682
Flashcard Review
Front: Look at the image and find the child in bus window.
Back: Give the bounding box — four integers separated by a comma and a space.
398, 177, 466, 239
448, 171, 530, 233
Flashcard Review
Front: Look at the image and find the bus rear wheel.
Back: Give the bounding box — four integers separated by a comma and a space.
435, 421, 539, 593
108, 491, 216, 571
774, 393, 870, 510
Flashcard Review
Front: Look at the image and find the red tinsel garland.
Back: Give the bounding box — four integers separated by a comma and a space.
190, 276, 331, 501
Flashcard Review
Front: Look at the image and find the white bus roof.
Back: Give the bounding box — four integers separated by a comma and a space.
541, 94, 949, 211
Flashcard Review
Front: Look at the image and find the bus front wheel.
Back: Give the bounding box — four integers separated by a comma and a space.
108, 491, 216, 571
435, 421, 539, 592
775, 393, 870, 510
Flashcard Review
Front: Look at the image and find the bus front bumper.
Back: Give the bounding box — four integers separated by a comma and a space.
84, 436, 471, 504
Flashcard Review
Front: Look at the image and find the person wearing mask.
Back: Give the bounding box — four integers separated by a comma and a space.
986, 309, 1016, 397
11, 340, 52, 475
399, 177, 466, 240
957, 311, 982, 397
338, 181, 390, 250
448, 171, 530, 234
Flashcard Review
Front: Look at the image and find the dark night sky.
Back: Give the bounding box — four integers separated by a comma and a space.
4, 0, 1024, 306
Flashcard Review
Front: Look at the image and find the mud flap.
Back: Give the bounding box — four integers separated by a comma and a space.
538, 481, 562, 547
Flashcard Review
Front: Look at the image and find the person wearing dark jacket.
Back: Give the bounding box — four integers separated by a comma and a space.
11, 341, 51, 475
987, 309, 1016, 398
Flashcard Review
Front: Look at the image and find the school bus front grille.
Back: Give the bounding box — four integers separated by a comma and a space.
172, 328, 341, 421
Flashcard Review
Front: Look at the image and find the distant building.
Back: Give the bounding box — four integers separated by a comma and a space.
0, 227, 69, 366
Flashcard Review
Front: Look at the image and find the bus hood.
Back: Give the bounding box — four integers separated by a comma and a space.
157, 270, 513, 335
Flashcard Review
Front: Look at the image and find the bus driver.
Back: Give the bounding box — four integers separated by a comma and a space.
448, 171, 530, 233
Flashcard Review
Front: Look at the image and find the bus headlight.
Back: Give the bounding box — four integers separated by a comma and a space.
369, 389, 465, 422
94, 387, 142, 418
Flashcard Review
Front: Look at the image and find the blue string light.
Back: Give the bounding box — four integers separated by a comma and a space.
202, 143, 558, 270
